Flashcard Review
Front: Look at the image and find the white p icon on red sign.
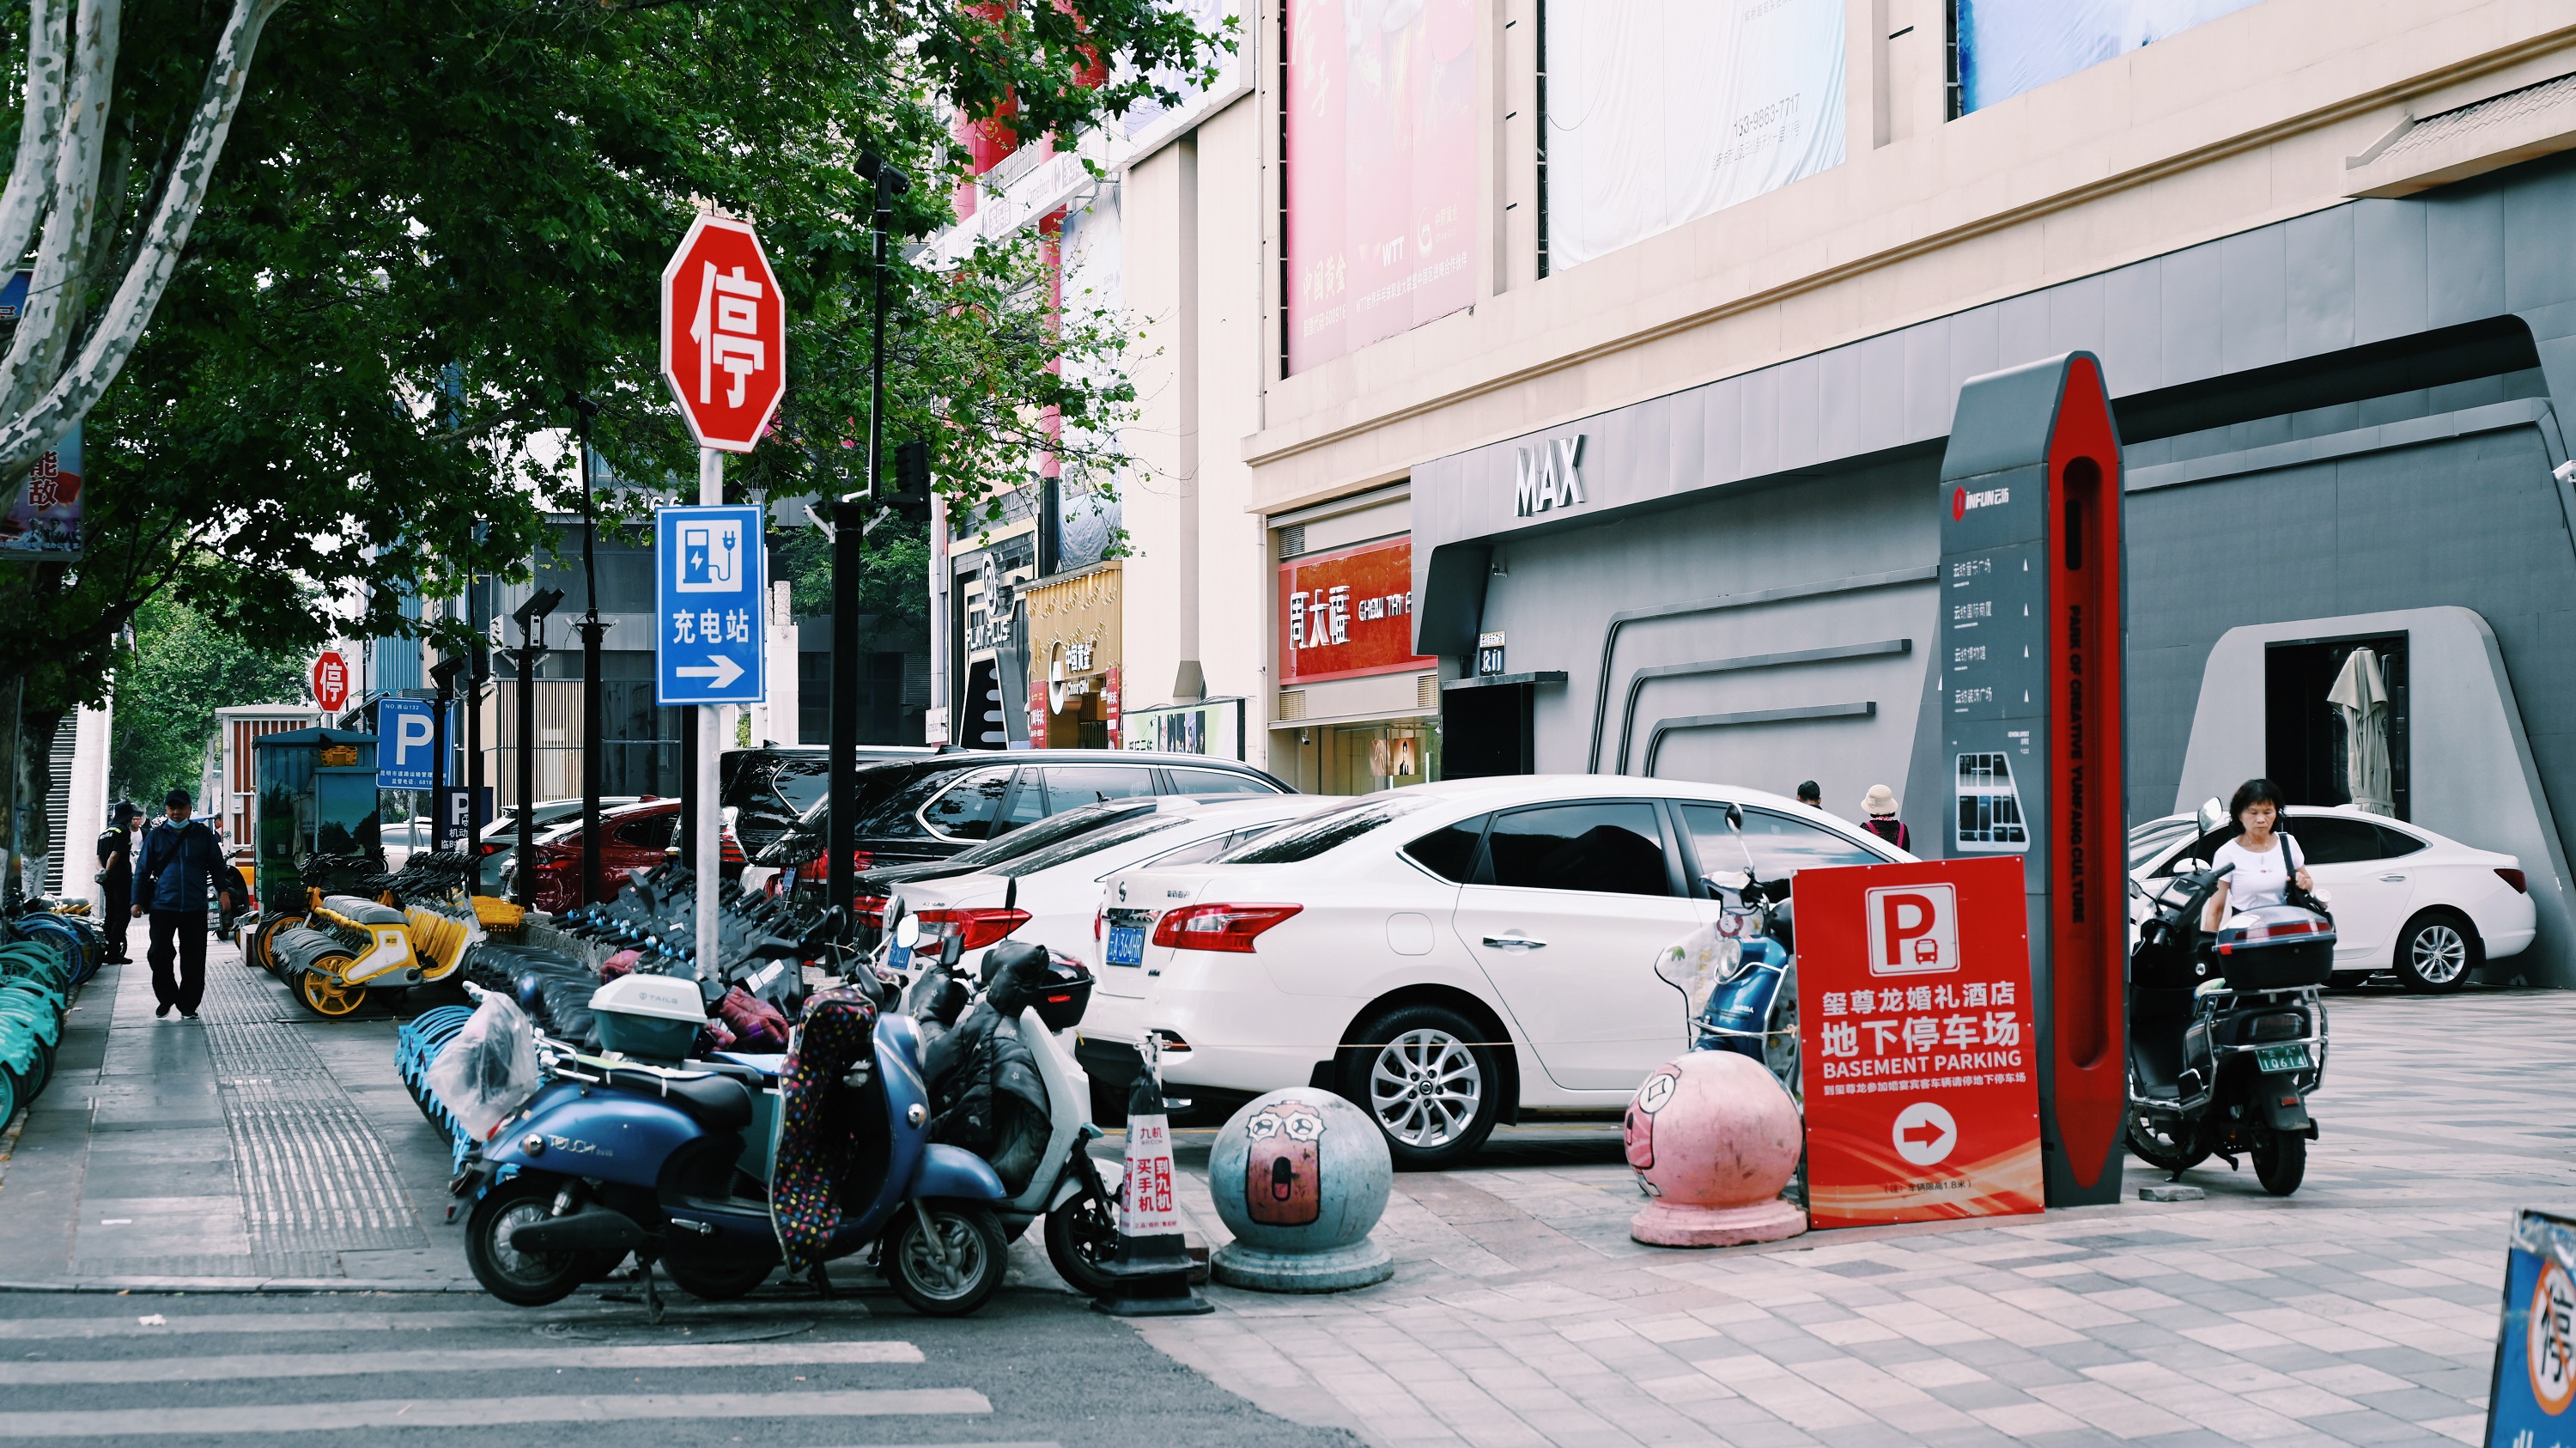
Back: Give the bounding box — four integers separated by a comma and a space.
1866, 884, 1959, 976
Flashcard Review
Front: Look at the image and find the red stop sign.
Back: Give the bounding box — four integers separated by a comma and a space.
660, 214, 786, 453
312, 650, 349, 713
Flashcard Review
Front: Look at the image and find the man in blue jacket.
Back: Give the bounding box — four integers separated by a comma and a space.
131, 788, 239, 1019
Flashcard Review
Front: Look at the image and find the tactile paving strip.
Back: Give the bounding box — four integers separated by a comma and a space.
198, 964, 426, 1262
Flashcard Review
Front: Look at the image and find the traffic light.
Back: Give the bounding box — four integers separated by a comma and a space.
888, 438, 932, 522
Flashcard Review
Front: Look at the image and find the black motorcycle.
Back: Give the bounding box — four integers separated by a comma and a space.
2126, 861, 2332, 1196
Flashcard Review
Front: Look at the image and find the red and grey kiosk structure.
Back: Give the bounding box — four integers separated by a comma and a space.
1935, 352, 2129, 1208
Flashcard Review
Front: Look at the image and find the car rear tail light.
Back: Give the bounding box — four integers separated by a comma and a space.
1151, 903, 1303, 953
914, 907, 1032, 951
2498, 867, 2528, 894
1093, 908, 1104, 941
853, 894, 887, 928
799, 850, 875, 883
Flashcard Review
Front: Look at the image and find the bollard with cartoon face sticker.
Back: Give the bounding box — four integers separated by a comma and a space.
1246, 1098, 1327, 1226
1625, 1062, 1681, 1180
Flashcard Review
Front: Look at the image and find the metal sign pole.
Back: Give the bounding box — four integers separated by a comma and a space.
697, 447, 721, 974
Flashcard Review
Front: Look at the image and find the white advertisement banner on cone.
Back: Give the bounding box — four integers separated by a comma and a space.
1122, 1114, 1182, 1237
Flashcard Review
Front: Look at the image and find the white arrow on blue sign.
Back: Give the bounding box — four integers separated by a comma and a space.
655, 503, 766, 706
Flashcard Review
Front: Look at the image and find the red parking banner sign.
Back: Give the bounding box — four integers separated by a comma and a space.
1795, 856, 2043, 1227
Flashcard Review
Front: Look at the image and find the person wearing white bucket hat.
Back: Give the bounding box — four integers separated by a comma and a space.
1860, 784, 1909, 852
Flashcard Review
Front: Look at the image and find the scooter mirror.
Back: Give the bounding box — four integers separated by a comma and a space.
1724, 801, 1746, 831
1704, 869, 1752, 895
893, 915, 921, 949
2196, 796, 2228, 835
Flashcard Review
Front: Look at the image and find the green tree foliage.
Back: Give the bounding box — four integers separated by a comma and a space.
106, 593, 307, 805
0, 0, 1219, 724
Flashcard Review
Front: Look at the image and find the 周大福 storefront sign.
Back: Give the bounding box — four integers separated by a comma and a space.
1792, 856, 2043, 1228
1277, 537, 1436, 685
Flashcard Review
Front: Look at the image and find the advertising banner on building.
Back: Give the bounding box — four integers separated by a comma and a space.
1282, 0, 1477, 373
1124, 697, 1244, 759
1543, 0, 1846, 271
1278, 537, 1436, 684
1956, 0, 2263, 114
3, 423, 82, 559
1795, 856, 2044, 1227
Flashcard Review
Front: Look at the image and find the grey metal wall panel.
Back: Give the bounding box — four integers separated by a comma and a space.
1905, 317, 1956, 441
2284, 208, 2356, 358
1777, 352, 1822, 471
1858, 330, 1910, 454
1740, 366, 1781, 479
2352, 198, 2428, 344
2221, 226, 2289, 374
2161, 240, 2226, 386
2427, 187, 2506, 330
1998, 290, 2053, 374
2050, 273, 2107, 364
2103, 259, 2165, 397
1818, 343, 1864, 462
2503, 163, 2576, 311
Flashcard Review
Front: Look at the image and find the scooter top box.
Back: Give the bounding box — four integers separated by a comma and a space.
592, 972, 708, 1060
2213, 904, 2336, 989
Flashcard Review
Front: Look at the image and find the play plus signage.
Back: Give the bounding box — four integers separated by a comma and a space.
1795, 857, 2043, 1228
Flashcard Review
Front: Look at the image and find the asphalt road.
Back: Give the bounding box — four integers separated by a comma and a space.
0, 1288, 1364, 1447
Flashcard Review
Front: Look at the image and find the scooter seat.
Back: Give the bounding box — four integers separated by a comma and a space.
321, 894, 405, 927
599, 1064, 755, 1132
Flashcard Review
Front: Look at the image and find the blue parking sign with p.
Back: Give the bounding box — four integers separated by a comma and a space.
656, 503, 765, 705
377, 697, 446, 790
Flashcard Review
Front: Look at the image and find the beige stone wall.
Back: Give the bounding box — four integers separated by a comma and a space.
1240, 0, 2576, 515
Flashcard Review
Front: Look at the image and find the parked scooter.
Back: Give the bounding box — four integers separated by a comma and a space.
456, 969, 1016, 1317
885, 906, 1125, 1298
2125, 858, 2333, 1196
1652, 801, 1801, 1098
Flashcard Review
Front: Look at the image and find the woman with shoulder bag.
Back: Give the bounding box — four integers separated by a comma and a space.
2200, 778, 2315, 932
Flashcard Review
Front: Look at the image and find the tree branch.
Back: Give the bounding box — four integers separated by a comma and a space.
0, 0, 118, 421
0, 0, 68, 272
0, 0, 283, 476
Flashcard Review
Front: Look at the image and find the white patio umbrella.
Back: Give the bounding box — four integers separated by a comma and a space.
2327, 648, 2394, 817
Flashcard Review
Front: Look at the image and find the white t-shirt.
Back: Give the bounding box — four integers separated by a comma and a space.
2213, 834, 2300, 912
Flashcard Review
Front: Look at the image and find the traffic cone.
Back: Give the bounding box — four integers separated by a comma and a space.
1091, 1048, 1212, 1317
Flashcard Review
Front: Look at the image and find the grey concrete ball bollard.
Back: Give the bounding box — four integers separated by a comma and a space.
1206, 1087, 1394, 1292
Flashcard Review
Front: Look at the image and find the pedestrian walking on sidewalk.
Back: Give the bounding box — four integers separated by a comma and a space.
95, 801, 137, 964
132, 789, 238, 1020
1860, 783, 1911, 852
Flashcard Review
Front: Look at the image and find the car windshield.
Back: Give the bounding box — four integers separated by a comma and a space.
1216, 794, 1434, 865
993, 812, 1194, 878
2127, 818, 2194, 870
945, 798, 1157, 866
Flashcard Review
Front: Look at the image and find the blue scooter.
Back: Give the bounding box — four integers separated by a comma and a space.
1653, 802, 1801, 1098
458, 976, 1012, 1318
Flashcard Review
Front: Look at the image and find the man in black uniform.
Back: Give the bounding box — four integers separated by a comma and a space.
131, 789, 237, 1019
95, 801, 137, 963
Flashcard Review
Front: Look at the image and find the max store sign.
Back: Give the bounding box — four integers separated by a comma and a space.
1513, 435, 1587, 517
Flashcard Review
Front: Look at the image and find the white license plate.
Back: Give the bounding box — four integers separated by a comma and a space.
2253, 1043, 2312, 1074
1106, 925, 1146, 967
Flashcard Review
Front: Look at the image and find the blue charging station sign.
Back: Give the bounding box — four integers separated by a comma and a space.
376, 698, 448, 790
655, 503, 765, 705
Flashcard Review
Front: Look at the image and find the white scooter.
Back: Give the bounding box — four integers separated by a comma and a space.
880, 908, 1124, 1296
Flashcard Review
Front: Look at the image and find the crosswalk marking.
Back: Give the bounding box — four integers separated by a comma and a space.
0, 1305, 874, 1340
0, 1390, 993, 1438
0, 1339, 925, 1384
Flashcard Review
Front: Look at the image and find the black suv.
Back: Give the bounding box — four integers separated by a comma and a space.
760, 749, 1291, 874
722, 744, 932, 861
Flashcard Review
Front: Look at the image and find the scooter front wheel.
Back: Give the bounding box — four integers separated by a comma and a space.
885, 1202, 1007, 1317
1044, 1190, 1121, 1299
465, 1176, 586, 1306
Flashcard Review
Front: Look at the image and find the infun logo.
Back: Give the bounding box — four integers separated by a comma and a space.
1951, 484, 2010, 519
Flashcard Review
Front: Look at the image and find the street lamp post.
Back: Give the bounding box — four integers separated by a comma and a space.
512, 587, 564, 909
430, 656, 463, 852
567, 392, 607, 907
829, 153, 909, 916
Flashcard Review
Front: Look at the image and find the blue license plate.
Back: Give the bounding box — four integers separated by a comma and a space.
1107, 925, 1146, 967
887, 943, 911, 972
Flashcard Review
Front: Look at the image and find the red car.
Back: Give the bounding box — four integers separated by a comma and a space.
521, 799, 744, 913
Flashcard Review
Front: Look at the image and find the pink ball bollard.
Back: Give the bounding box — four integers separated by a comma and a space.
1624, 1051, 1807, 1248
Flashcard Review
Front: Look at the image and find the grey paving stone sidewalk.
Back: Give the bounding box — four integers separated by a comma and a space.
1138, 989, 2567, 1448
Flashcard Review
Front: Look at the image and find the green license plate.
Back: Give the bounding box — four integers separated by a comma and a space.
2254, 1043, 2312, 1073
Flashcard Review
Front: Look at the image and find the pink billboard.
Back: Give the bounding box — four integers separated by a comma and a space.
1284, 0, 1478, 374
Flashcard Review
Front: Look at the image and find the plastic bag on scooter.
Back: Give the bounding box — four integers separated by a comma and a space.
426, 990, 543, 1143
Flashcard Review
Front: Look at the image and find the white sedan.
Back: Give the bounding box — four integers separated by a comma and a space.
1093, 776, 1911, 1167
885, 794, 1339, 985
2129, 805, 2534, 993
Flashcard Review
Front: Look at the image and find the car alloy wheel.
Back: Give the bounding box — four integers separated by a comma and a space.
2397, 913, 2474, 995
1369, 1027, 1484, 1151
